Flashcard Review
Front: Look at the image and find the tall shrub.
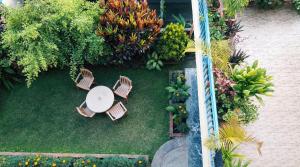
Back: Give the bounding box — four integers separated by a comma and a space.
156, 23, 189, 61
97, 0, 163, 64
2, 0, 107, 86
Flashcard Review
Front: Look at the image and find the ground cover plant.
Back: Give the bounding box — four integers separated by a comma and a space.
0, 67, 169, 157
0, 155, 148, 167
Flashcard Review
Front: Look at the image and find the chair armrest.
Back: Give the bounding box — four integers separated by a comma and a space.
113, 80, 120, 90
75, 73, 81, 83
119, 102, 127, 112
80, 101, 86, 108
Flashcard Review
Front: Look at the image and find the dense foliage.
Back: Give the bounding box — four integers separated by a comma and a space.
0, 155, 147, 167
255, 0, 283, 9
208, 11, 228, 40
97, 0, 162, 64
223, 0, 249, 18
213, 67, 235, 119
3, 0, 107, 86
228, 49, 249, 67
231, 60, 274, 102
166, 71, 190, 133
293, 0, 300, 13
156, 23, 189, 61
211, 40, 232, 74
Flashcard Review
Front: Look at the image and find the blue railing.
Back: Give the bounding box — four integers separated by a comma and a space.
194, 0, 220, 166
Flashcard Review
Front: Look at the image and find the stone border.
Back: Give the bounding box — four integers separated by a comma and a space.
0, 152, 148, 161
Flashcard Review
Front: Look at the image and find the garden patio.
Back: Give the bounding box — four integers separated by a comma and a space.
0, 67, 170, 156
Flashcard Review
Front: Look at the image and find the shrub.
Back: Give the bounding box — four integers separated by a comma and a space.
225, 20, 243, 38
97, 0, 163, 64
3, 0, 107, 86
100, 157, 134, 167
231, 60, 274, 102
156, 23, 189, 61
146, 52, 163, 71
228, 49, 249, 68
166, 71, 190, 134
293, 0, 300, 13
211, 40, 232, 74
255, 0, 283, 9
209, 11, 228, 40
213, 67, 236, 120
223, 0, 249, 18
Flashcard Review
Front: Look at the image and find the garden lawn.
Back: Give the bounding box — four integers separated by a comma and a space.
0, 66, 169, 157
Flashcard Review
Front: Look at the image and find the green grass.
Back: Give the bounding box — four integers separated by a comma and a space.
0, 66, 170, 157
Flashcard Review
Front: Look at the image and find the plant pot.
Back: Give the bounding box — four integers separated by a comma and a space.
169, 112, 185, 138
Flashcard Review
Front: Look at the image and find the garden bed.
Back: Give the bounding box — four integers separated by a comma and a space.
167, 70, 190, 138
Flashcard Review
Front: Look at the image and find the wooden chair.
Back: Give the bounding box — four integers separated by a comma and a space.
75, 68, 94, 91
76, 101, 95, 118
113, 76, 132, 101
106, 102, 127, 121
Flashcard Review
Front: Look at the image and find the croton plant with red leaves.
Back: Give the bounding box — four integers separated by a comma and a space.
97, 0, 163, 64
213, 67, 236, 119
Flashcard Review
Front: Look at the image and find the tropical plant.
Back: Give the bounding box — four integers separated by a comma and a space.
293, 0, 300, 13
3, 0, 107, 86
255, 0, 283, 9
229, 49, 249, 67
223, 0, 249, 18
166, 74, 190, 103
172, 14, 192, 29
156, 23, 189, 61
205, 115, 262, 167
231, 60, 274, 102
209, 11, 228, 40
166, 104, 189, 133
211, 40, 232, 74
146, 52, 163, 71
225, 20, 243, 38
223, 99, 259, 125
0, 59, 21, 90
97, 0, 163, 64
213, 67, 236, 120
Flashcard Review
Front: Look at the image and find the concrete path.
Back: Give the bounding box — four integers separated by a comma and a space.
151, 137, 188, 167
236, 6, 300, 167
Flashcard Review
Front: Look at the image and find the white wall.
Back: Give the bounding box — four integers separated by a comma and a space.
2, 0, 23, 8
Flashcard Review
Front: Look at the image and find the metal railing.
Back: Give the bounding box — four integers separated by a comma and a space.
191, 0, 219, 166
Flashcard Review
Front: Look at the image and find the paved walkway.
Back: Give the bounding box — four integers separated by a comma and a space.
236, 6, 300, 167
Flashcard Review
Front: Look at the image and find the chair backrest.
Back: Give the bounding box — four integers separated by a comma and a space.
120, 76, 132, 87
81, 69, 93, 78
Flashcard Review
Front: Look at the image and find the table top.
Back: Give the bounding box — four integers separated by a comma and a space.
86, 86, 114, 113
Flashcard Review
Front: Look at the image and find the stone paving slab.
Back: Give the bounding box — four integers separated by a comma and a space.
236, 6, 300, 167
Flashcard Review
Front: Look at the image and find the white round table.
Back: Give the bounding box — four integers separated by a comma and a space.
86, 86, 114, 113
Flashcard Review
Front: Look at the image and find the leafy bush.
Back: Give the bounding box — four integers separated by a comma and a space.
166, 73, 190, 103
223, 0, 249, 18
0, 155, 148, 167
3, 0, 107, 86
146, 52, 163, 71
228, 49, 249, 67
97, 0, 162, 64
101, 157, 134, 167
211, 40, 232, 74
231, 60, 274, 102
156, 23, 189, 61
293, 0, 300, 13
225, 20, 243, 38
166, 71, 190, 134
209, 11, 228, 40
255, 0, 283, 9
0, 155, 73, 167
213, 67, 236, 120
